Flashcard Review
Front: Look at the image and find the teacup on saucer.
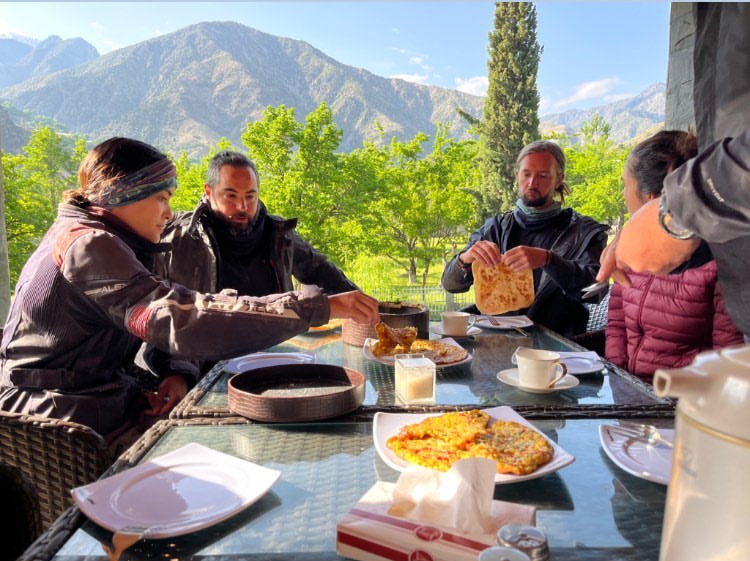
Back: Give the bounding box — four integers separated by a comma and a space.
497, 368, 579, 394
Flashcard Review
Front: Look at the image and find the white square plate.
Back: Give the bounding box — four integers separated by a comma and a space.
72, 443, 281, 538
373, 406, 575, 484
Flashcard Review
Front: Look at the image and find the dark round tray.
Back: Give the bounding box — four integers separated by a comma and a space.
227, 363, 366, 422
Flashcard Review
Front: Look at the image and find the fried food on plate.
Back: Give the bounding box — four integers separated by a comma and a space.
370, 322, 468, 365
386, 409, 553, 475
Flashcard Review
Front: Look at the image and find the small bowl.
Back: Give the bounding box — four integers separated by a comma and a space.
228, 363, 365, 422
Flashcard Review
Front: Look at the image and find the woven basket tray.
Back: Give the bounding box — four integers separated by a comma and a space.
228, 363, 365, 422
343, 301, 429, 346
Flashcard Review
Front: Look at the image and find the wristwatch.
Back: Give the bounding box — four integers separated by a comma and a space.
658, 196, 696, 240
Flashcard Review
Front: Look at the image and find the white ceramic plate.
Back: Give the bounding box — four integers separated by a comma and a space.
557, 352, 605, 374
223, 351, 316, 375
475, 316, 534, 330
72, 443, 281, 538
510, 350, 605, 375
362, 337, 472, 367
429, 324, 482, 337
373, 406, 575, 484
599, 425, 674, 485
497, 368, 580, 394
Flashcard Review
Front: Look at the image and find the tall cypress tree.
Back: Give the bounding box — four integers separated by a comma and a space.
478, 2, 542, 218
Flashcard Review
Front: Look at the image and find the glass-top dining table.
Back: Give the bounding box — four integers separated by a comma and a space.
20, 320, 677, 561
171, 321, 674, 420
28, 415, 672, 561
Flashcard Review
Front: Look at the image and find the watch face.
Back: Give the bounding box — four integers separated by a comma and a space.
658, 199, 696, 240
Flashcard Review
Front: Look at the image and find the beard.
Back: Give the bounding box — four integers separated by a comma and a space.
208, 193, 257, 235
227, 212, 256, 235
522, 191, 550, 208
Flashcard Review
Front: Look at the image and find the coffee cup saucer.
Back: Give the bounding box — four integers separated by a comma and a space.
429, 324, 481, 337
497, 368, 579, 394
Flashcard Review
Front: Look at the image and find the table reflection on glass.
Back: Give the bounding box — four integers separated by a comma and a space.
33, 416, 670, 561
171, 323, 673, 420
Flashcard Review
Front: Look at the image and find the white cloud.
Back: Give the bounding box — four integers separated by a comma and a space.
549, 77, 621, 110
390, 73, 429, 85
0, 18, 23, 36
455, 76, 488, 97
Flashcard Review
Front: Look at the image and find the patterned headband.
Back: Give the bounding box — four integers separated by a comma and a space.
90, 158, 177, 208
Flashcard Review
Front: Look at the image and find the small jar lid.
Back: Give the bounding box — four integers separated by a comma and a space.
497, 524, 549, 561
478, 545, 531, 561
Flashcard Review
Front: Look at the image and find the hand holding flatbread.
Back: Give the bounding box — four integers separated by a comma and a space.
472, 260, 534, 315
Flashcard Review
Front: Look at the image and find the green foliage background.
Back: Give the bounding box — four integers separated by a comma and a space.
2, 107, 635, 296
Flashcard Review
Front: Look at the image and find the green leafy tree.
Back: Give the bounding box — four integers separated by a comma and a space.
0, 129, 10, 320
366, 125, 477, 288
241, 103, 368, 265
564, 115, 629, 225
3, 127, 83, 286
478, 2, 542, 218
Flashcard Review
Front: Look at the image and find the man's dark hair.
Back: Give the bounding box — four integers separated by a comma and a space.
206, 150, 260, 187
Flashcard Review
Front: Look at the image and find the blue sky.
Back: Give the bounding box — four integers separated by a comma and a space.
0, 2, 671, 115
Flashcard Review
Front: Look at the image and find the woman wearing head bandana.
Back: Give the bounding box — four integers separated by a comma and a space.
0, 137, 379, 440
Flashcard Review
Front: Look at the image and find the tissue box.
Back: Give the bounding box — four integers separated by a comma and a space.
336, 482, 535, 561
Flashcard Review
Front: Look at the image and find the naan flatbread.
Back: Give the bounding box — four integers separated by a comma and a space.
472, 261, 534, 315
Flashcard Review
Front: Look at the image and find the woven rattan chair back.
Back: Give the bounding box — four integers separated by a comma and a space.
572, 289, 611, 355
0, 411, 110, 533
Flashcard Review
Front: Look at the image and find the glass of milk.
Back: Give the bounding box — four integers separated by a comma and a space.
395, 354, 436, 404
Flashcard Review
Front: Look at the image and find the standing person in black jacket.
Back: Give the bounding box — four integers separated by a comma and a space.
441, 141, 608, 338
597, 3, 750, 338
157, 150, 363, 298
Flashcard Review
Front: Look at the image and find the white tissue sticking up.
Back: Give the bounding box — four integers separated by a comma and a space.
387, 457, 497, 533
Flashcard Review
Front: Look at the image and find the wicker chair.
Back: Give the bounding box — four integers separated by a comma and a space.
0, 411, 111, 540
572, 290, 611, 356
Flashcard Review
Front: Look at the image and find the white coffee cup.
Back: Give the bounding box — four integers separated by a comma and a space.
515, 347, 567, 389
441, 311, 475, 336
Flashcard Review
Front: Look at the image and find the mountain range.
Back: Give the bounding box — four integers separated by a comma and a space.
0, 22, 665, 158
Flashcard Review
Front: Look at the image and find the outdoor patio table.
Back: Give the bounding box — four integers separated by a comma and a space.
23, 415, 671, 561
171, 322, 673, 420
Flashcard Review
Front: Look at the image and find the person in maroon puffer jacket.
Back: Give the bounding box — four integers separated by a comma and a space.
605, 130, 744, 380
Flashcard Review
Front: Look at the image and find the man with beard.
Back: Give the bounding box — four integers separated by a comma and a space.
150, 151, 375, 377
159, 150, 363, 299
441, 140, 608, 337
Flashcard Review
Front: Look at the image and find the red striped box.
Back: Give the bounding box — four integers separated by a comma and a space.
336, 483, 535, 561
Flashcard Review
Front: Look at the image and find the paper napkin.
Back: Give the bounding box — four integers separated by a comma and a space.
388, 458, 501, 533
